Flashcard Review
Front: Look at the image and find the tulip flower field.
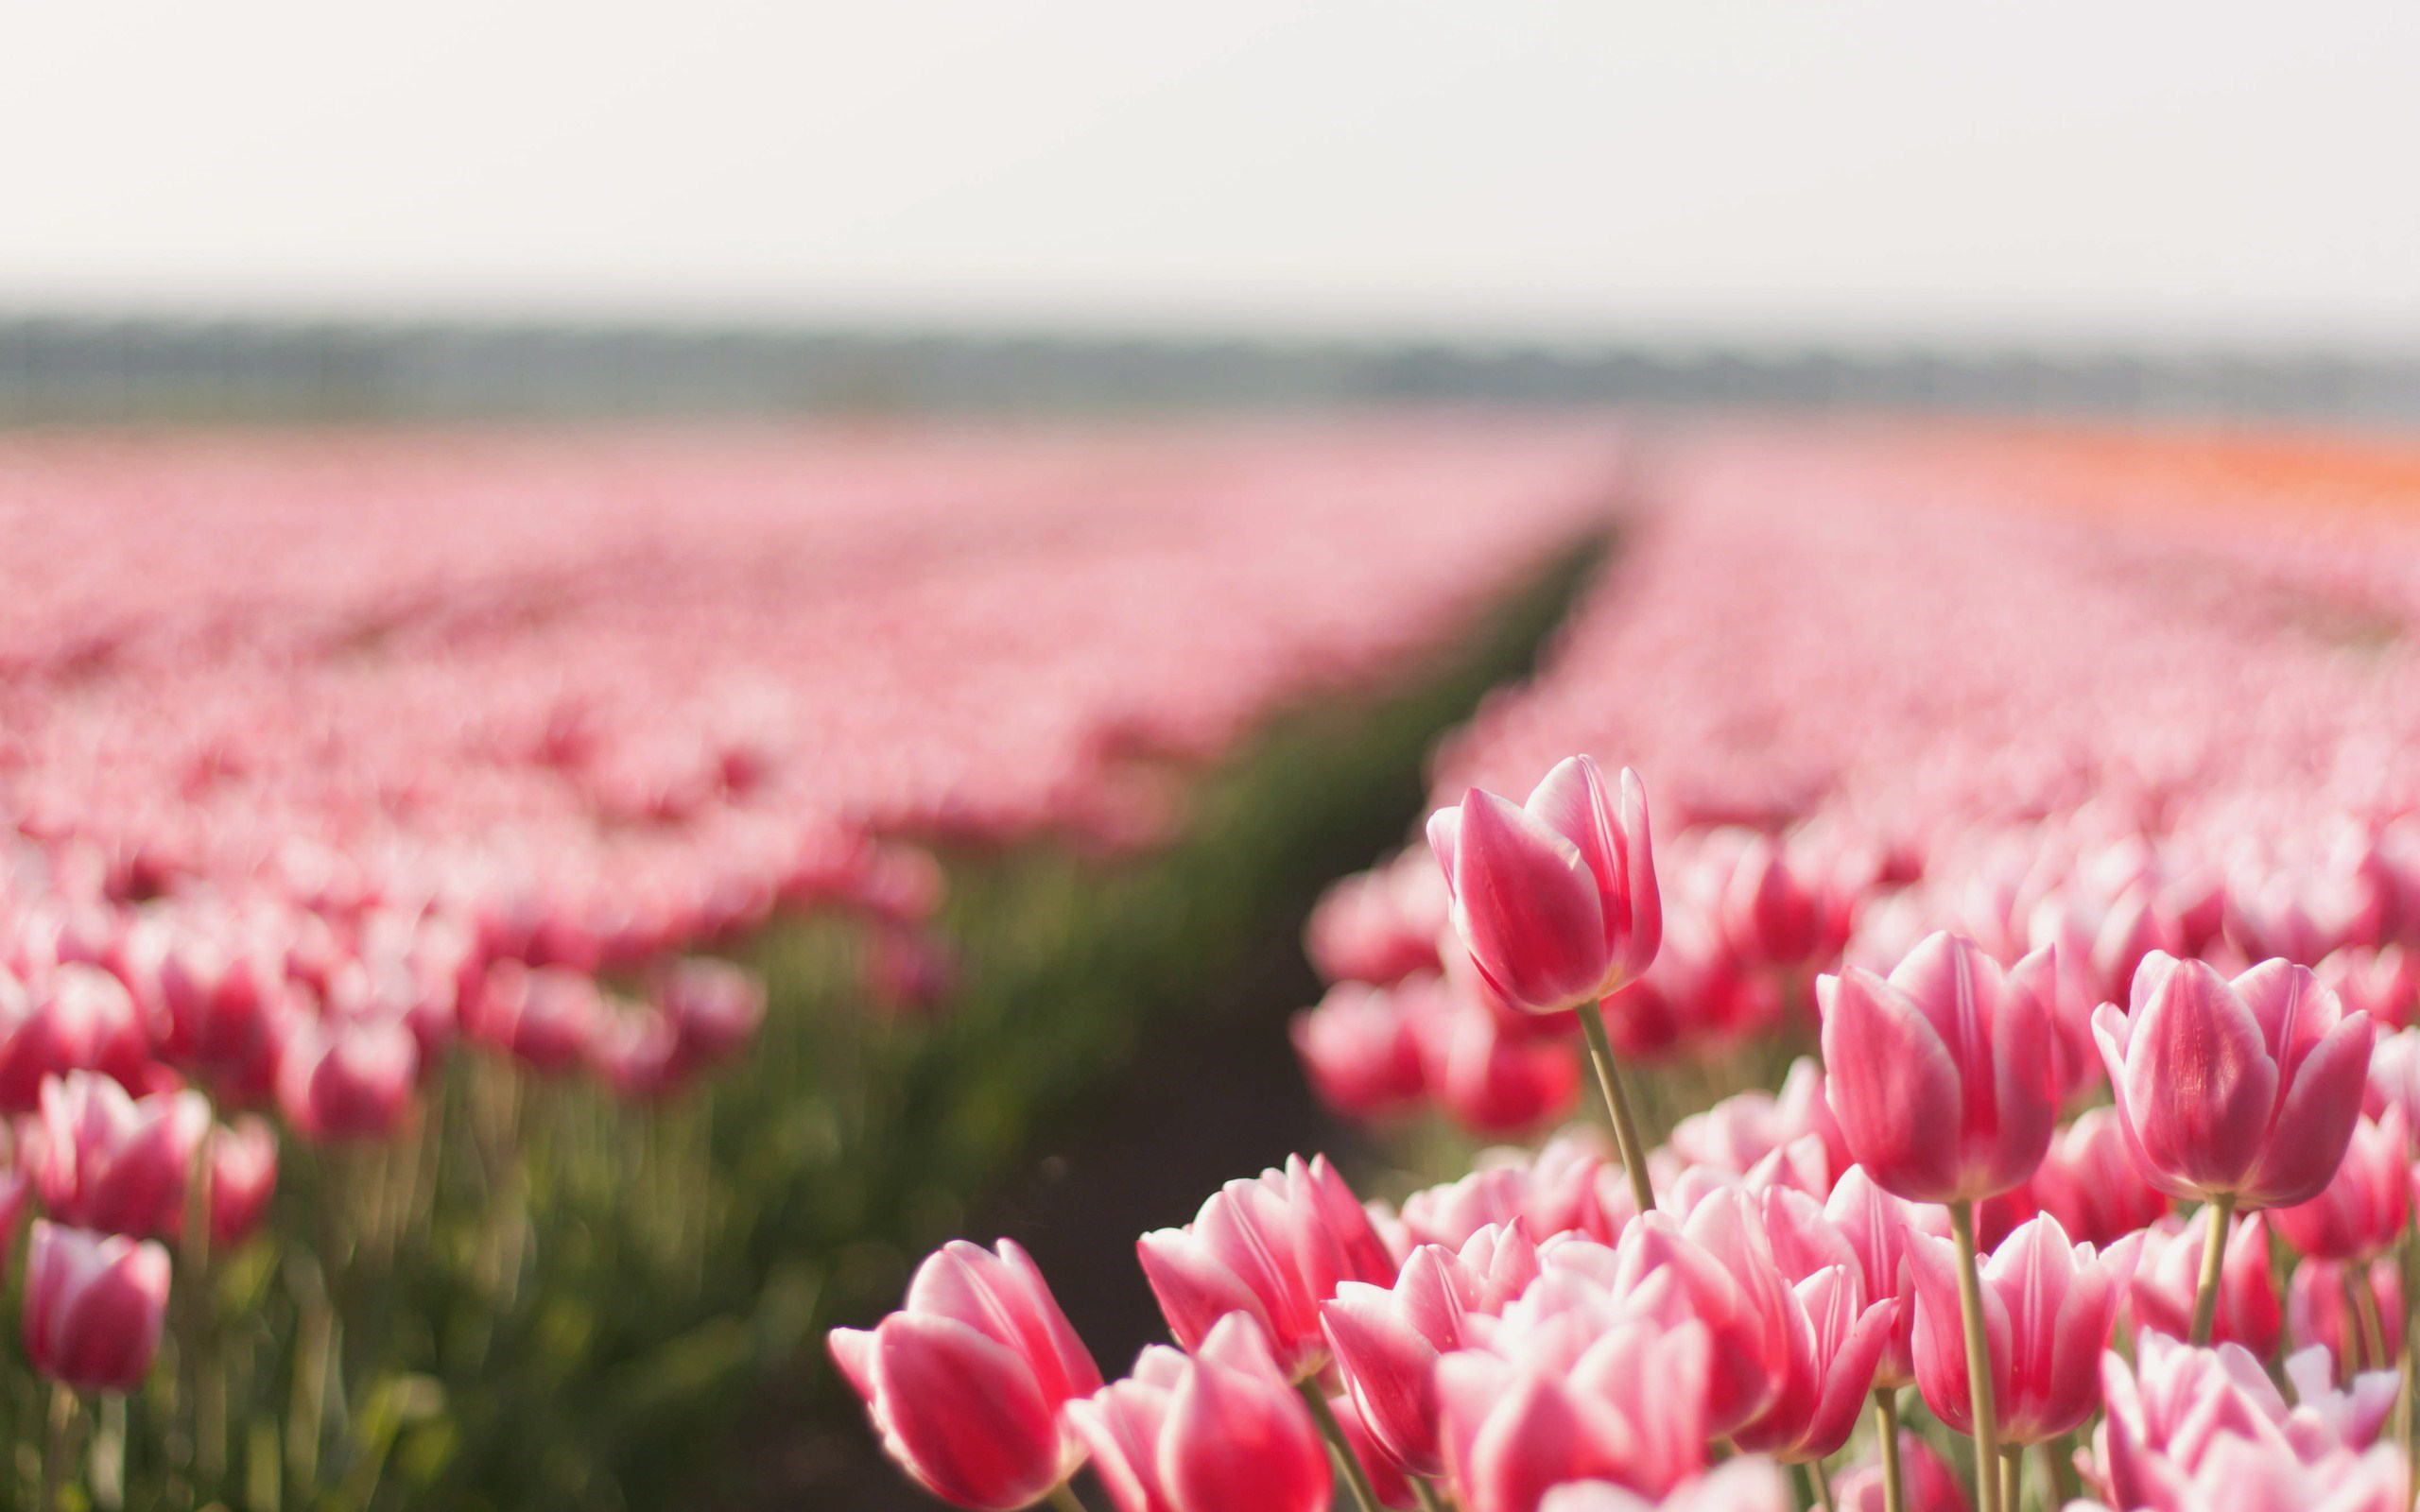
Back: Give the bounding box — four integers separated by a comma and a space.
845, 423, 2420, 1512
0, 418, 1625, 1510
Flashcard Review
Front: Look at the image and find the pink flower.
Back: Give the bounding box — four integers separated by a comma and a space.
1326, 1391, 1417, 1511
24, 1220, 170, 1395
1819, 932, 2060, 1204
465, 961, 601, 1073
2029, 1107, 2171, 1246
1066, 1315, 1330, 1512
1139, 1155, 1394, 1380
140, 922, 291, 1105
1764, 1165, 1948, 1390
29, 1071, 210, 1240
2130, 1212, 2281, 1357
1428, 757, 1660, 1015
2273, 1108, 2409, 1262
1729, 1262, 1897, 1463
1667, 1058, 1847, 1191
2288, 1257, 2401, 1377
1398, 1135, 1626, 1250
0, 965, 140, 1114
2098, 1332, 2405, 1512
828, 1237, 1100, 1511
1412, 988, 1584, 1136
2094, 954, 2374, 1209
649, 957, 764, 1066
1322, 1244, 1472, 1476
1435, 1315, 1713, 1512
276, 1016, 418, 1143
1291, 980, 1428, 1123
1610, 1193, 1794, 1435
2363, 1025, 2420, 1135
207, 1115, 279, 1247
1908, 1211, 2140, 1445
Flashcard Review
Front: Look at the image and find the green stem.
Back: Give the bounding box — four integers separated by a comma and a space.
1998, 1444, 2022, 1512
1298, 1383, 1384, 1512
1578, 999, 1655, 1215
1807, 1454, 1838, 1512
39, 1383, 78, 1512
2189, 1194, 2237, 1348
1950, 1201, 2003, 1512
1413, 1476, 1452, 1512
1873, 1389, 1905, 1512
2349, 1264, 2390, 1378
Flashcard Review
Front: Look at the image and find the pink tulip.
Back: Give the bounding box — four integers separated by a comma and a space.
1536, 1459, 1795, 1512
1292, 980, 1429, 1124
1139, 1154, 1394, 1380
2318, 944, 2419, 1033
1610, 1193, 1794, 1435
1836, 1435, 1968, 1512
143, 923, 290, 1105
2288, 1257, 2402, 1377
465, 961, 601, 1073
2129, 1212, 2281, 1358
1713, 831, 1827, 970
0, 964, 142, 1114
1322, 1244, 1473, 1476
1066, 1315, 1330, 1512
2029, 1107, 2171, 1246
1667, 1058, 1848, 1191
2094, 954, 2374, 1209
1326, 1391, 1416, 1511
1800, 1160, 1945, 1383
1730, 1262, 1897, 1462
207, 1115, 279, 1247
1412, 988, 1584, 1136
1909, 1212, 2140, 1445
1427, 757, 1660, 1015
1398, 1134, 1626, 1251
650, 956, 764, 1065
30, 1071, 210, 1240
1305, 863, 1443, 988
2362, 1025, 2420, 1136
2098, 1332, 2405, 1512
829, 1237, 1100, 1511
276, 1016, 418, 1142
2273, 1108, 2409, 1262
24, 1219, 170, 1395
1820, 931, 2060, 1204
1435, 1315, 1712, 1512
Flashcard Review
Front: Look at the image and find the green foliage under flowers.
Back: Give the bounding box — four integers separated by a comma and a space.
0, 539, 1604, 1512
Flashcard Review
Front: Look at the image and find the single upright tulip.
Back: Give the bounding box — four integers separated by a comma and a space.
1292, 980, 1428, 1125
1139, 1155, 1394, 1380
2273, 1108, 2408, 1263
1907, 1212, 2140, 1445
829, 1237, 1100, 1511
276, 1016, 419, 1143
144, 922, 290, 1104
1820, 932, 2060, 1206
465, 962, 601, 1073
30, 1071, 211, 1240
24, 1220, 170, 1394
1611, 1193, 1794, 1435
2094, 954, 2374, 1211
1427, 756, 1659, 1015
2289, 1257, 2402, 1378
1765, 1166, 1948, 1390
1322, 1244, 1473, 1476
2028, 1107, 2170, 1247
0, 965, 120, 1112
1066, 1314, 1330, 1512
1411, 988, 1583, 1136
1729, 1262, 1896, 1463
207, 1115, 280, 1247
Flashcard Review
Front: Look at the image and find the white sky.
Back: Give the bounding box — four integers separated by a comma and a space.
3, 3, 2418, 352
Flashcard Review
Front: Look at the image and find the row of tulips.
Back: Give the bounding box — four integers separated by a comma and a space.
843, 753, 2420, 1511
0, 421, 1624, 1506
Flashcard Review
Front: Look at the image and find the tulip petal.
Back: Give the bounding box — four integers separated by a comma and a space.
2242, 1011, 2376, 1209
2120, 958, 2277, 1197
1446, 789, 1614, 1013
1820, 969, 1965, 1202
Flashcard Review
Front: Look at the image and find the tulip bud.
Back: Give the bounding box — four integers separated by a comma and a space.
2273, 1108, 2409, 1263
1908, 1213, 2139, 1445
828, 1238, 1098, 1510
208, 1115, 279, 1247
277, 1016, 418, 1143
24, 1220, 170, 1395
1428, 757, 1659, 1015
2095, 954, 2374, 1209
1291, 980, 1427, 1124
1820, 932, 2060, 1204
30, 1071, 210, 1240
